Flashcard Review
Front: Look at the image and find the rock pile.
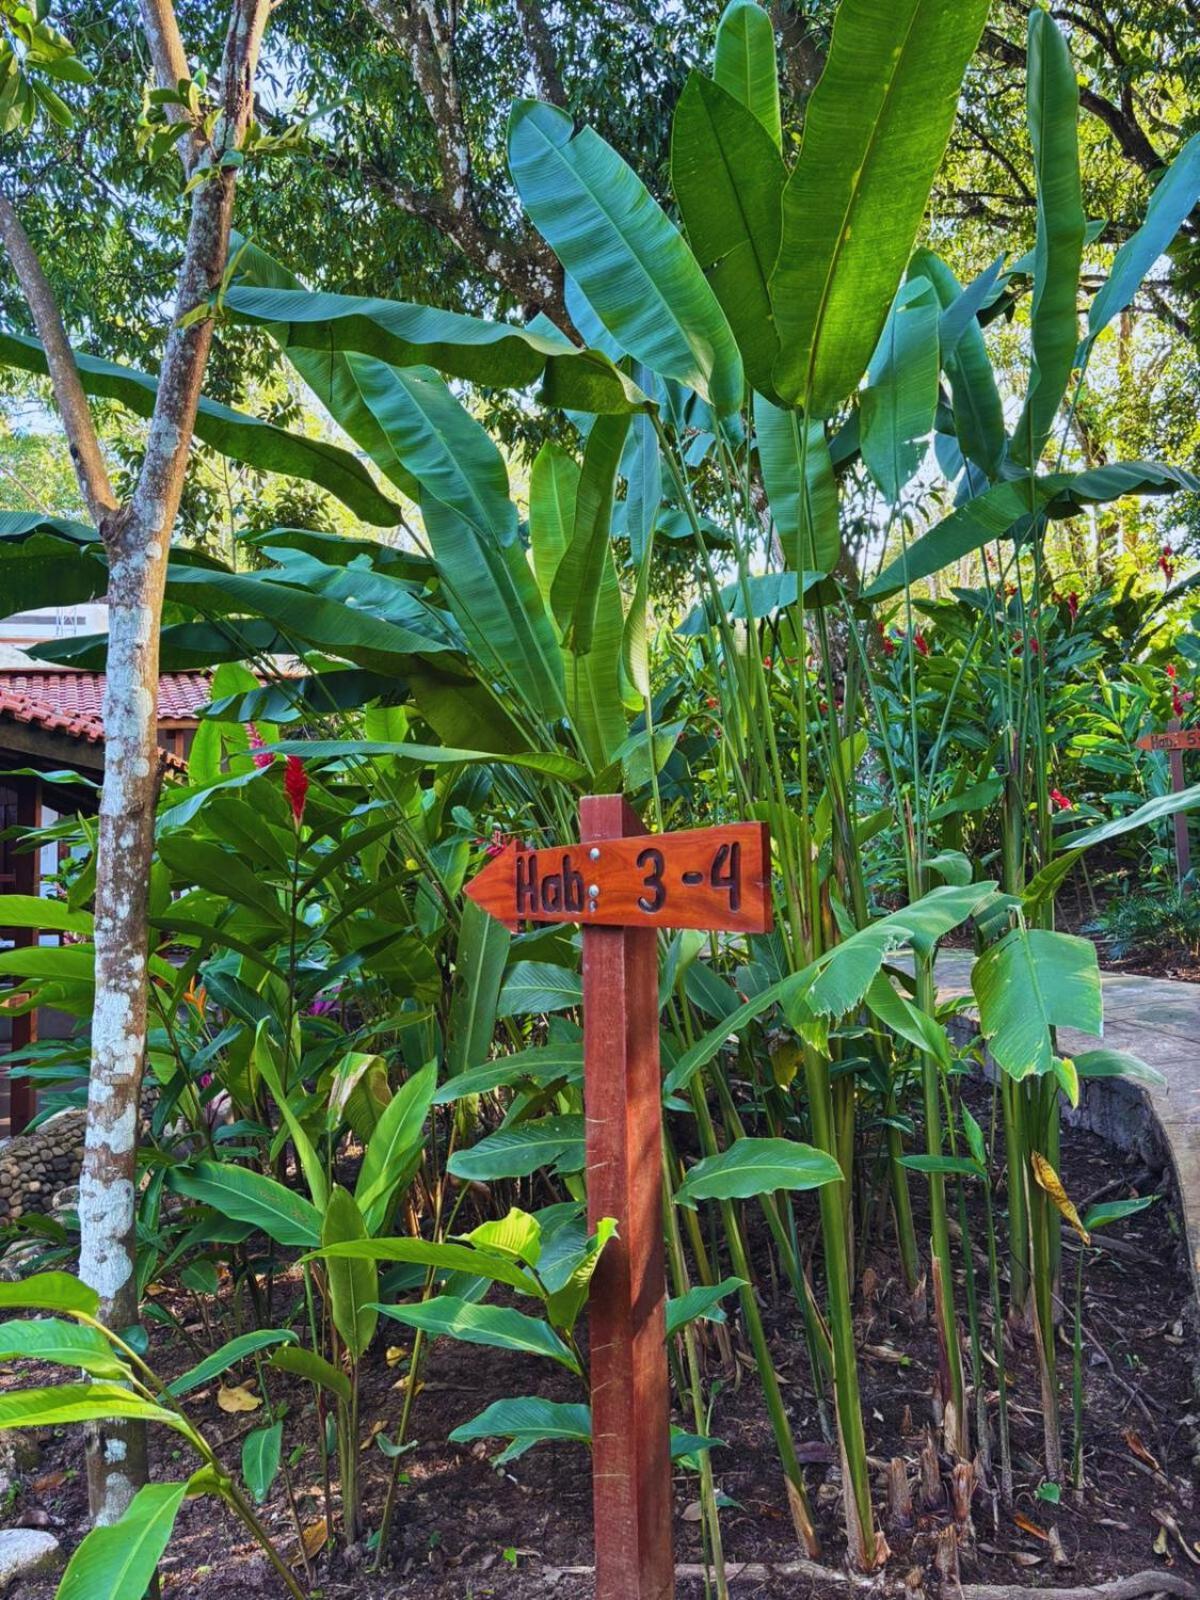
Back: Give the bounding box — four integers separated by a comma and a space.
0, 1109, 85, 1224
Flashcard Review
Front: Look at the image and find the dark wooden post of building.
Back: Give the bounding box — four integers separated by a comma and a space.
1, 778, 39, 1134
579, 794, 674, 1600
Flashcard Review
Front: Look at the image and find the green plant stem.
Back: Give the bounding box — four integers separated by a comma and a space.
983, 1185, 1013, 1503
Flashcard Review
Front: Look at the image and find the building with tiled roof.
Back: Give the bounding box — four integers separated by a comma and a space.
0, 655, 210, 1134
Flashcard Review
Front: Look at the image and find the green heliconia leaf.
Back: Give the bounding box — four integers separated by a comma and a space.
496, 962, 583, 1016
552, 413, 630, 656
306, 1236, 539, 1295
543, 1217, 617, 1334
508, 98, 744, 415
1010, 9, 1085, 467
865, 463, 1200, 598
447, 899, 512, 1081
463, 1208, 543, 1267
449, 1395, 593, 1460
1072, 1049, 1166, 1089
268, 1345, 352, 1405
803, 929, 895, 1018
223, 282, 650, 416
962, 1104, 987, 1170
252, 1020, 328, 1212
0, 330, 403, 527
56, 1480, 189, 1600
0, 894, 93, 934
1025, 782, 1200, 914
0, 1383, 184, 1432
0, 1272, 98, 1317
243, 1421, 283, 1505
355, 1062, 436, 1234
665, 1277, 747, 1338
972, 928, 1102, 1082
754, 396, 839, 573
864, 971, 951, 1067
1086, 132, 1200, 345
860, 277, 940, 503
901, 1154, 985, 1178
322, 1186, 378, 1359
433, 1043, 584, 1103
1081, 1195, 1157, 1233
446, 1115, 585, 1182
168, 1162, 322, 1248
168, 1329, 299, 1397
272, 737, 586, 783
675, 1137, 843, 1208
671, 72, 786, 398
771, 0, 990, 414
0, 1318, 126, 1379
376, 1296, 582, 1373
713, 0, 781, 148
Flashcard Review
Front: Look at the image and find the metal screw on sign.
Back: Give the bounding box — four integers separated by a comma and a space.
465, 798, 773, 1599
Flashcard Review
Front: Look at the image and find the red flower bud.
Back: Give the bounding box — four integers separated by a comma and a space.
284, 755, 309, 825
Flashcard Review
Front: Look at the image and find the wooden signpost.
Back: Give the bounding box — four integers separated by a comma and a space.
466, 799, 772, 1600
1136, 719, 1193, 883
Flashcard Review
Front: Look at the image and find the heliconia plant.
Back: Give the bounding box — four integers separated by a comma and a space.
2, 0, 1200, 1587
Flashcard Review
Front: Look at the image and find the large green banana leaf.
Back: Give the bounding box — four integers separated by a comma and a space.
550, 414, 630, 656
347, 358, 566, 722
859, 277, 940, 503
866, 461, 1200, 598
229, 235, 420, 500
508, 98, 744, 416
770, 0, 990, 415
530, 442, 627, 770
754, 396, 839, 572
1009, 10, 1085, 468
912, 249, 1006, 480
0, 330, 402, 527
1085, 130, 1200, 346
224, 283, 648, 417
713, 0, 782, 149
671, 73, 786, 400
0, 514, 105, 611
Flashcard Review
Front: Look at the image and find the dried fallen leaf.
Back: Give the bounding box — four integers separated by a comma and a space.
1123, 1429, 1163, 1474
681, 1501, 703, 1523
295, 1518, 328, 1565
360, 1419, 387, 1450
217, 1383, 261, 1414
385, 1345, 409, 1368
1031, 1152, 1089, 1243
32, 1471, 66, 1493
1013, 1513, 1050, 1542
1154, 1525, 1171, 1560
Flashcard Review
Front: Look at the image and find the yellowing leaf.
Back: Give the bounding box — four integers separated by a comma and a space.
1031, 1151, 1089, 1243
771, 1039, 801, 1089
217, 1382, 262, 1414
385, 1345, 409, 1368
296, 1517, 328, 1564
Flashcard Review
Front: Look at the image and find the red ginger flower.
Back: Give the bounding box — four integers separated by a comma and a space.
284, 755, 309, 825
246, 723, 274, 769
1067, 591, 1079, 621
1050, 787, 1073, 811
914, 630, 930, 657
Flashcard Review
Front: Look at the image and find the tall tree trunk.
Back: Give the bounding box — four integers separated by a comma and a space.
1, 0, 269, 1526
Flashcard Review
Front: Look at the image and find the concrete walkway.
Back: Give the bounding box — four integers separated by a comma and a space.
931, 954, 1200, 1291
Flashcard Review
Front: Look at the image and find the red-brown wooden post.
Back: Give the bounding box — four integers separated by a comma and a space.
1168, 718, 1192, 887
579, 794, 674, 1600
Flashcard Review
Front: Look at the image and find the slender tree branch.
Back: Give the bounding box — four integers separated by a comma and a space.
0, 194, 118, 522
515, 0, 567, 106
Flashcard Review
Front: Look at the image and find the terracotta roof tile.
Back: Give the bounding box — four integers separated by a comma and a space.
0, 670, 208, 771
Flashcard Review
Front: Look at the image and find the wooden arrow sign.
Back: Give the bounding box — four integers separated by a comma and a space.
464, 820, 772, 934
463, 802, 773, 1599
1136, 726, 1200, 752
